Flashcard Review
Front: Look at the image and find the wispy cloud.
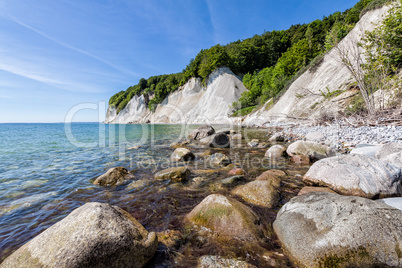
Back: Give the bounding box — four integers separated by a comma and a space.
204, 0, 219, 44
4, 14, 139, 77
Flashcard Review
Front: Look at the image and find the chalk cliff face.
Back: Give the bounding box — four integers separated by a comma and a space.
105, 5, 392, 126
243, 5, 391, 126
104, 68, 246, 124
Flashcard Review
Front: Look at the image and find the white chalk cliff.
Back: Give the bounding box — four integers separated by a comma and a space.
104, 68, 246, 124
105, 5, 392, 126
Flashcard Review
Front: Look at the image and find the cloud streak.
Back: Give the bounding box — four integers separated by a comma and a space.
4, 14, 139, 77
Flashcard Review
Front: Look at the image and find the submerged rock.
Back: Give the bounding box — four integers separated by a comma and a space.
232, 179, 280, 208
189, 125, 215, 140
209, 153, 231, 167
218, 175, 246, 188
93, 166, 134, 186
273, 192, 402, 268
197, 255, 257, 268
303, 154, 402, 198
286, 140, 335, 163
256, 169, 286, 184
186, 194, 264, 241
0, 202, 158, 268
171, 148, 195, 162
154, 166, 191, 182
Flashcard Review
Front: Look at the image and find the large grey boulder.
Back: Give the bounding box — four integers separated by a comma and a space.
286, 141, 335, 162
188, 125, 215, 140
0, 202, 158, 268
380, 151, 402, 169
273, 192, 402, 268
186, 194, 264, 241
93, 166, 134, 186
375, 142, 402, 159
171, 148, 195, 162
303, 154, 402, 198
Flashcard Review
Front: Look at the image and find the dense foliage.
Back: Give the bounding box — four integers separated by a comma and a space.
109, 0, 389, 114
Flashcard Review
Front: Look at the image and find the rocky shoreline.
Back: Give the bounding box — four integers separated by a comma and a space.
1, 124, 401, 267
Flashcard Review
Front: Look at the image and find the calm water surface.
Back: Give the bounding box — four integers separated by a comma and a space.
0, 123, 309, 267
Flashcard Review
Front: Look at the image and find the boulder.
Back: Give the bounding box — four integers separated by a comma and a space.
297, 186, 337, 196
380, 151, 402, 169
197, 255, 257, 268
186, 194, 264, 241
200, 133, 230, 148
375, 142, 402, 159
350, 144, 383, 158
376, 197, 402, 211
303, 154, 402, 198
0, 202, 157, 268
273, 192, 402, 268
209, 153, 231, 167
188, 125, 215, 140
232, 180, 280, 208
228, 168, 246, 176
265, 145, 287, 158
154, 167, 191, 182
171, 148, 195, 162
305, 131, 324, 142
286, 141, 335, 162
269, 133, 285, 142
93, 167, 134, 186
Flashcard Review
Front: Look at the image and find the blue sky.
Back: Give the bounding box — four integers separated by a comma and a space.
0, 0, 359, 122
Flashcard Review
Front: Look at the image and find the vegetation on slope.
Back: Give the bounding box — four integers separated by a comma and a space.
109, 0, 392, 114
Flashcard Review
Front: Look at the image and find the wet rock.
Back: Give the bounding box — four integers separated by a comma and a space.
188, 125, 215, 140
188, 177, 207, 189
257, 142, 269, 149
256, 170, 286, 185
232, 180, 280, 208
186, 194, 264, 241
273, 192, 402, 268
297, 186, 337, 196
154, 167, 191, 182
265, 145, 287, 158
197, 255, 257, 268
171, 148, 195, 162
376, 197, 402, 211
126, 179, 150, 190
209, 153, 231, 167
1, 202, 158, 268
303, 154, 402, 198
200, 133, 231, 148
218, 175, 246, 188
286, 141, 335, 162
269, 133, 285, 142
228, 168, 246, 176
93, 167, 134, 186
350, 144, 383, 158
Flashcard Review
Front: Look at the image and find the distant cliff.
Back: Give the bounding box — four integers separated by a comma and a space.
105, 68, 246, 124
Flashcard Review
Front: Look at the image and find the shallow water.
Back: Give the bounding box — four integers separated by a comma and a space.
0, 123, 310, 266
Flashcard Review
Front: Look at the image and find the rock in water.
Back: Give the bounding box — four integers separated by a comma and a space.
199, 133, 230, 148
186, 194, 264, 241
171, 148, 195, 162
154, 167, 191, 182
265, 145, 287, 158
303, 154, 402, 198
209, 153, 231, 167
286, 141, 335, 162
273, 192, 402, 268
232, 179, 280, 208
0, 202, 158, 268
93, 166, 134, 186
188, 125, 215, 140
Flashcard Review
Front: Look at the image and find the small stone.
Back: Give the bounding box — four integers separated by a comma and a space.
154, 167, 191, 182
209, 153, 231, 167
228, 168, 246, 176
171, 148, 195, 162
265, 145, 287, 158
93, 167, 134, 186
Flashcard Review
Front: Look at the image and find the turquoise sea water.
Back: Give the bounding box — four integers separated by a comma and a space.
0, 123, 199, 261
